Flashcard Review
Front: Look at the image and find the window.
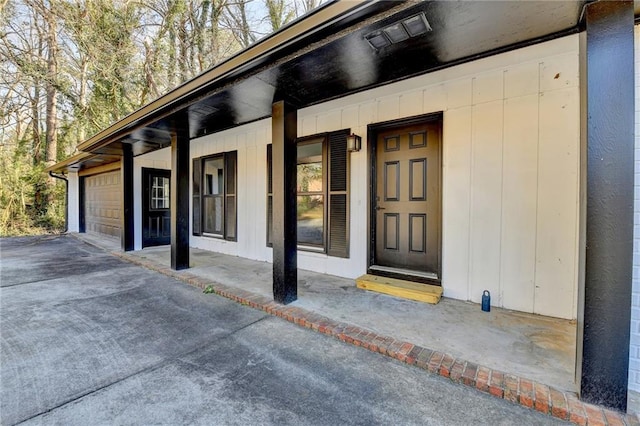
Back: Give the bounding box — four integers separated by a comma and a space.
203, 157, 225, 235
267, 129, 350, 257
297, 138, 325, 247
151, 176, 170, 210
192, 151, 237, 240
266, 145, 273, 246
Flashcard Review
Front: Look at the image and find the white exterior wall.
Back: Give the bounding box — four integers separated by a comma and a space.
112, 35, 581, 320
134, 147, 171, 250
629, 24, 640, 397
67, 172, 80, 232
298, 35, 580, 319
190, 120, 273, 261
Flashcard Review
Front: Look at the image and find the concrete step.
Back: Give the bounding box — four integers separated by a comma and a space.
355, 274, 442, 305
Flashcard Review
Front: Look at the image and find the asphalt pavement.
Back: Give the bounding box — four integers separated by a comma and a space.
0, 235, 567, 425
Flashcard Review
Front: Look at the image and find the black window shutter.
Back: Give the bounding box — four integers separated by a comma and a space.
327, 130, 350, 258
225, 151, 238, 241
192, 157, 202, 236
266, 144, 273, 247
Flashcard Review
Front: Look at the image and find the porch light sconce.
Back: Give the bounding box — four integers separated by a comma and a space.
347, 134, 362, 152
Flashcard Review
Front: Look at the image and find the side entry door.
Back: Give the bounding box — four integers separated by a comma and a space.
142, 168, 171, 247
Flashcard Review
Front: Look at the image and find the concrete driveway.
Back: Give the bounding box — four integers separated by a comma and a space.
0, 235, 567, 425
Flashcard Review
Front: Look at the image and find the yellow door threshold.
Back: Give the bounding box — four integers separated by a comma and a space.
355, 274, 442, 305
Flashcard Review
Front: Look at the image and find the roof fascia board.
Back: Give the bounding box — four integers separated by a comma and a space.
77, 160, 121, 177
45, 152, 92, 173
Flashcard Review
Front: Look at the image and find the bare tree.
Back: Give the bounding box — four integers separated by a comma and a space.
294, 0, 321, 16
0, 0, 327, 235
42, 1, 57, 171
223, 0, 257, 48
264, 0, 294, 32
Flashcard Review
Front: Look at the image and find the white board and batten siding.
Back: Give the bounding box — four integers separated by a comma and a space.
67, 172, 80, 233
299, 34, 580, 320
189, 120, 273, 262
139, 34, 580, 320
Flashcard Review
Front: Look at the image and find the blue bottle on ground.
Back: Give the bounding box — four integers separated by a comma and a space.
482, 290, 491, 312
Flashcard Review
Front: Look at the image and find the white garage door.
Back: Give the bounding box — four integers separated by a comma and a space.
85, 170, 121, 239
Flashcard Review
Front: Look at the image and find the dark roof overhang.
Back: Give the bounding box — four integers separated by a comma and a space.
49, 0, 593, 173
47, 152, 121, 173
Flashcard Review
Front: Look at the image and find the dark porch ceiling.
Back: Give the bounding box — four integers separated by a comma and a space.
55, 0, 590, 170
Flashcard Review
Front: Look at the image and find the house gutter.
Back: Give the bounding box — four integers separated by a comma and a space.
48, 171, 68, 233
45, 151, 92, 173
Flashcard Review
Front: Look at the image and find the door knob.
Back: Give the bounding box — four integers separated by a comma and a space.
375, 206, 385, 211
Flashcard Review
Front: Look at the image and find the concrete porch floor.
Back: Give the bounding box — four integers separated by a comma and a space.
77, 233, 577, 394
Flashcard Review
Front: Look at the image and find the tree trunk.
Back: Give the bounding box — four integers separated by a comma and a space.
239, 0, 251, 48
195, 0, 210, 72
44, 6, 57, 170
168, 20, 177, 88
77, 59, 88, 146
31, 35, 43, 166
43, 2, 58, 211
178, 16, 188, 82
31, 87, 42, 165
210, 0, 224, 64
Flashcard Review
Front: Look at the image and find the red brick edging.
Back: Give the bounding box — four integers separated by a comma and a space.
111, 249, 638, 426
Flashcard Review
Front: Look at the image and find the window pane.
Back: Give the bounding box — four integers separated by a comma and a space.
267, 144, 272, 194
203, 195, 224, 235
204, 157, 224, 195
151, 177, 158, 209
226, 152, 236, 195
297, 195, 323, 246
226, 195, 236, 240
151, 176, 170, 210
267, 195, 273, 246
151, 188, 158, 209
162, 178, 170, 208
297, 163, 322, 193
297, 140, 322, 164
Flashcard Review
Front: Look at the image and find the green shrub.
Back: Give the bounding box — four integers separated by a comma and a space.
0, 149, 65, 236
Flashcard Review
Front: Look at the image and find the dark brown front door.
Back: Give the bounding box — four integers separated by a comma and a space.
373, 120, 441, 281
142, 168, 171, 247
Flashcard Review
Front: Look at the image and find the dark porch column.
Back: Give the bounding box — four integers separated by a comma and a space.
121, 143, 134, 251
578, 0, 634, 411
171, 114, 190, 270
272, 100, 298, 304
